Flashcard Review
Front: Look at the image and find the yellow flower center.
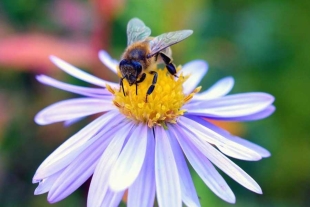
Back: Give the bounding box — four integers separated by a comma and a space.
107, 66, 201, 128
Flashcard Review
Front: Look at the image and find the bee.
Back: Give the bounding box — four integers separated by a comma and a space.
119, 18, 193, 101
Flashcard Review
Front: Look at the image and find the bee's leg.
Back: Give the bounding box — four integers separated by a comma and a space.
120, 77, 126, 96
136, 73, 146, 95
154, 53, 160, 62
159, 52, 178, 78
145, 71, 158, 102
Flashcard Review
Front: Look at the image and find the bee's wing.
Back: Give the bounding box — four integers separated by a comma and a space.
127, 18, 151, 46
147, 30, 193, 58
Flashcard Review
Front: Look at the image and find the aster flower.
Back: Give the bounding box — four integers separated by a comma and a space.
33, 49, 275, 206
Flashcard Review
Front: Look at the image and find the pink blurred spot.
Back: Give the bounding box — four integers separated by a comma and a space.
0, 34, 96, 73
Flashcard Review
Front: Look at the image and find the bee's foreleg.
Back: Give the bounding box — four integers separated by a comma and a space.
136, 73, 146, 95
145, 71, 158, 102
159, 52, 178, 78
120, 77, 126, 96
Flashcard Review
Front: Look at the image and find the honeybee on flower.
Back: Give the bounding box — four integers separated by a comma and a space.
119, 18, 192, 101
33, 18, 275, 207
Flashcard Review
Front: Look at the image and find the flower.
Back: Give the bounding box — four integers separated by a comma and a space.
33, 50, 275, 207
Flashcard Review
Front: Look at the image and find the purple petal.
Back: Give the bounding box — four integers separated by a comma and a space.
128, 128, 155, 207
155, 127, 182, 207
50, 55, 118, 88
33, 111, 122, 181
47, 120, 123, 203
35, 98, 115, 125
34, 170, 63, 195
186, 92, 274, 119
109, 125, 148, 191
182, 60, 208, 94
179, 117, 262, 161
87, 122, 134, 207
194, 77, 234, 100
227, 136, 271, 158
98, 50, 119, 74
36, 75, 112, 98
63, 117, 84, 127
167, 128, 201, 207
210, 105, 276, 121
99, 189, 125, 207
171, 125, 235, 203
186, 116, 270, 158
179, 123, 262, 194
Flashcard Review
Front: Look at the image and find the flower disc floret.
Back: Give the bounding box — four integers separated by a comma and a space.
107, 66, 200, 127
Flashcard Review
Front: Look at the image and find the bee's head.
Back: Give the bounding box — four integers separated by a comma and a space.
119, 59, 142, 85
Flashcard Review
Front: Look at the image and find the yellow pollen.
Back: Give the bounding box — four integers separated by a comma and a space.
109, 66, 200, 128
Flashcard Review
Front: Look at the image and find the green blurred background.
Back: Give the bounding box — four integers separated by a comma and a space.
0, 0, 309, 206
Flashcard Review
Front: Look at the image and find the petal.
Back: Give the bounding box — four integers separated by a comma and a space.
87, 122, 134, 207
186, 116, 270, 158
194, 77, 234, 100
155, 127, 182, 207
47, 120, 122, 203
109, 124, 148, 191
186, 92, 274, 119
179, 117, 262, 161
98, 50, 119, 74
128, 128, 155, 207
99, 189, 125, 207
179, 124, 262, 194
167, 128, 201, 207
34, 170, 63, 195
214, 105, 276, 121
33, 111, 122, 181
36, 75, 112, 98
50, 55, 118, 88
35, 98, 115, 125
63, 117, 84, 127
171, 125, 235, 203
182, 60, 208, 94
228, 136, 271, 158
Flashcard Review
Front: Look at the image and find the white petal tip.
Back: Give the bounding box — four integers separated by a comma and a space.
47, 197, 57, 204
193, 60, 208, 71
34, 114, 47, 125
32, 174, 43, 182
98, 50, 119, 74
36, 74, 43, 80
47, 193, 62, 204
35, 74, 51, 84
34, 188, 45, 195
33, 170, 49, 182
217, 189, 236, 204
252, 186, 263, 194
98, 51, 111, 65
226, 197, 236, 204
98, 50, 108, 58
263, 151, 271, 158
32, 178, 40, 184
267, 95, 275, 103
183, 60, 208, 72
186, 30, 194, 35
49, 55, 58, 63
226, 76, 234, 84
49, 55, 66, 69
257, 93, 275, 104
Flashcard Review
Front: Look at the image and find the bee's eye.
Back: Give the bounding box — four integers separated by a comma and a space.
131, 61, 142, 74
119, 59, 130, 68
